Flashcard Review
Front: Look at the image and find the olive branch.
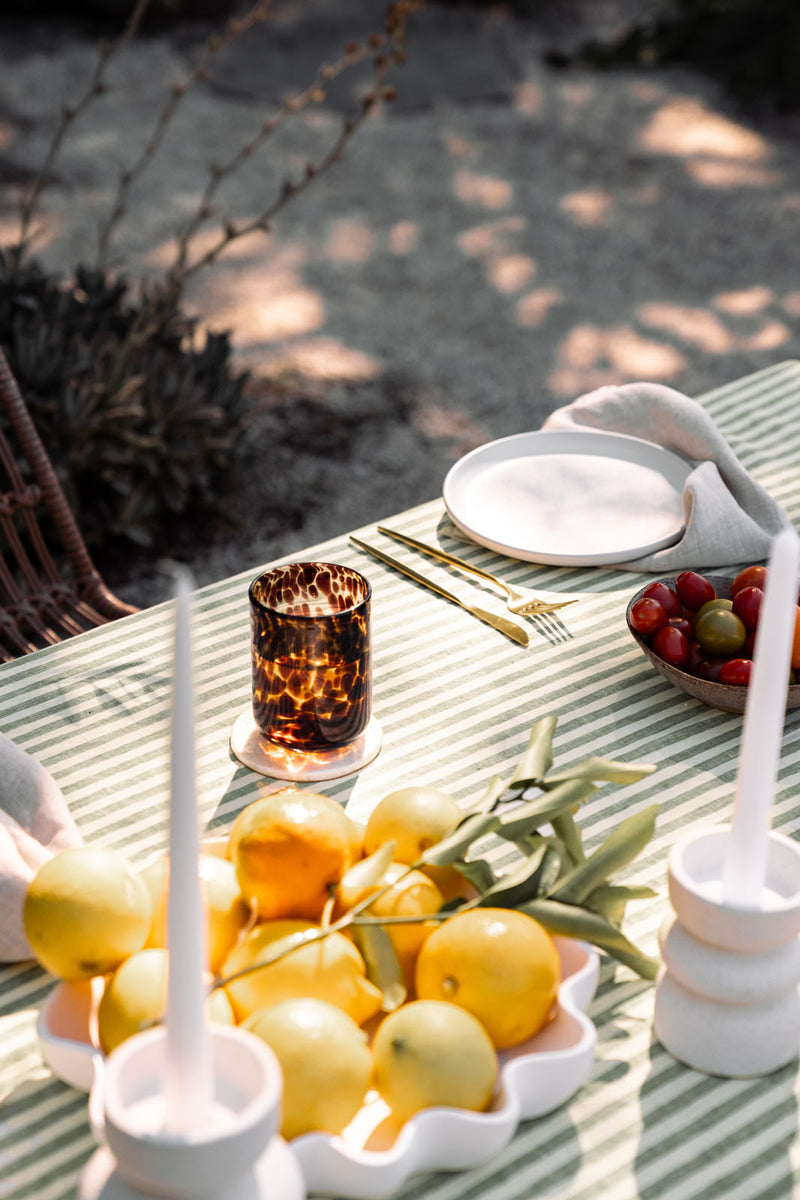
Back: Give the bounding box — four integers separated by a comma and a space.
214, 715, 660, 1011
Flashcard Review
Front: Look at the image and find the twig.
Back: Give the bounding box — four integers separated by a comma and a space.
96, 0, 276, 269
170, 7, 416, 290
169, 38, 376, 280
14, 0, 154, 269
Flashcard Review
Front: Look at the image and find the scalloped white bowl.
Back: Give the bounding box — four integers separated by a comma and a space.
38, 936, 599, 1199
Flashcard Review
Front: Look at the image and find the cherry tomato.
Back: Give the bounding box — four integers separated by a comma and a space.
684, 642, 707, 676
719, 658, 753, 686
675, 571, 716, 611
697, 597, 733, 619
699, 657, 727, 682
669, 617, 693, 639
630, 597, 667, 637
694, 609, 746, 657
743, 630, 757, 658
641, 581, 682, 619
651, 624, 690, 667
731, 586, 763, 633
732, 564, 767, 596
792, 606, 800, 672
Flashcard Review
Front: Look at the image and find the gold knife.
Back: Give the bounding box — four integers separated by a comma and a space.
349, 535, 529, 647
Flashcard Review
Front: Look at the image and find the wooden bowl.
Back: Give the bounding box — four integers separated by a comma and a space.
626, 574, 800, 715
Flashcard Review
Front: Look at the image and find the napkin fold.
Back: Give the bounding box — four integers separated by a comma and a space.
0, 733, 82, 962
543, 381, 791, 571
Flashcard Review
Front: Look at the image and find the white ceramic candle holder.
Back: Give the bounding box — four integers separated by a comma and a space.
77, 1024, 306, 1200
654, 825, 800, 1078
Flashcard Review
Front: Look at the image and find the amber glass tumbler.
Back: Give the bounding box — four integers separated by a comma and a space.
249, 562, 372, 751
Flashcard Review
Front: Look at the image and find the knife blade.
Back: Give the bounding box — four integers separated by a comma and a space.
349, 536, 529, 647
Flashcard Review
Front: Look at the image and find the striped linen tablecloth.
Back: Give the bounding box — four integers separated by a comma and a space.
2, 360, 800, 1200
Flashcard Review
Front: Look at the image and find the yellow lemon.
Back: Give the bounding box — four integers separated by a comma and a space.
229, 789, 357, 921
23, 846, 152, 981
97, 947, 234, 1054
364, 863, 444, 989
414, 907, 561, 1049
363, 785, 468, 899
139, 853, 251, 973
363, 786, 463, 864
371, 999, 497, 1125
220, 919, 382, 1026
244, 998, 372, 1140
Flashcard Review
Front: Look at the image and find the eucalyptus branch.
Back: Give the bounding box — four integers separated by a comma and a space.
169, 4, 416, 292
169, 37, 377, 279
96, 0, 276, 269
14, 0, 153, 269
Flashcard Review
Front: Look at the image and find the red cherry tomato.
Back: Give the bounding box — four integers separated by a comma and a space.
731, 586, 764, 633
651, 624, 690, 667
641, 581, 682, 619
732, 564, 767, 596
675, 571, 716, 611
684, 642, 707, 676
630, 597, 667, 637
669, 617, 693, 640
743, 630, 757, 658
719, 658, 753, 686
699, 657, 727, 682
792, 607, 800, 672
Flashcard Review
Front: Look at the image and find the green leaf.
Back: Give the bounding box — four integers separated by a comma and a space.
465, 773, 508, 817
351, 923, 407, 1012
475, 842, 563, 908
584, 883, 658, 927
420, 811, 499, 866
454, 857, 496, 892
495, 778, 597, 842
337, 839, 397, 908
549, 805, 658, 906
520, 897, 660, 980
509, 714, 558, 784
550, 810, 585, 866
543, 756, 657, 786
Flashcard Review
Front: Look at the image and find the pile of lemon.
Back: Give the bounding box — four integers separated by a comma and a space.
24, 786, 562, 1141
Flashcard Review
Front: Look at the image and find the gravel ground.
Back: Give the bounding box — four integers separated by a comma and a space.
2, 0, 800, 607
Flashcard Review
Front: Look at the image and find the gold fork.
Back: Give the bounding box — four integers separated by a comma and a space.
376, 526, 579, 618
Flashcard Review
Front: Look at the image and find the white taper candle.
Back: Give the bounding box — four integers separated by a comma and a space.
163, 567, 214, 1132
723, 526, 800, 908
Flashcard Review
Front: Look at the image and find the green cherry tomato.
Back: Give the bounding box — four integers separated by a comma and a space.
694, 608, 747, 657
696, 597, 734, 619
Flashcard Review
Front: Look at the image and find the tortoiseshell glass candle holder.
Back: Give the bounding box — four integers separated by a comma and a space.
231, 563, 381, 781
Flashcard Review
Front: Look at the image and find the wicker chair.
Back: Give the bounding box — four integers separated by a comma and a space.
0, 346, 138, 661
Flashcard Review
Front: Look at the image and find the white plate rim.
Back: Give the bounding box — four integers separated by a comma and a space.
443, 428, 692, 566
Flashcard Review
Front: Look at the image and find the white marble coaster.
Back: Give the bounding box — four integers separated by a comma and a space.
230, 709, 382, 782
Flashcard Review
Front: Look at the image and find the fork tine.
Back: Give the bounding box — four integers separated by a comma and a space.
518, 598, 579, 615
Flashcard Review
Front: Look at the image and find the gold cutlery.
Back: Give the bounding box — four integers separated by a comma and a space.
349, 536, 529, 646
376, 526, 579, 617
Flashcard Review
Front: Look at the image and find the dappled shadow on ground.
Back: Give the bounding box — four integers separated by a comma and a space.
1, 1, 800, 603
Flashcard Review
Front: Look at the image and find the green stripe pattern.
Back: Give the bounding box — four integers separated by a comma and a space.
2, 360, 800, 1199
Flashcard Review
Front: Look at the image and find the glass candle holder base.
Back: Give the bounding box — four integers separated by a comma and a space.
230, 708, 382, 782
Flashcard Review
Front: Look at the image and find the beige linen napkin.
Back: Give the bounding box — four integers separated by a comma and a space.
0, 732, 81, 962
543, 381, 791, 571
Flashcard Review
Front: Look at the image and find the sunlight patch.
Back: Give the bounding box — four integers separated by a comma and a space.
638, 97, 771, 161
560, 189, 613, 226
454, 169, 513, 210
713, 287, 773, 315
516, 287, 562, 327
487, 254, 535, 294
259, 338, 380, 382
324, 219, 376, 264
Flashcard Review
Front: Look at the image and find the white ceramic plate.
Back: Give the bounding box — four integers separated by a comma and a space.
443, 429, 692, 566
38, 938, 599, 1200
